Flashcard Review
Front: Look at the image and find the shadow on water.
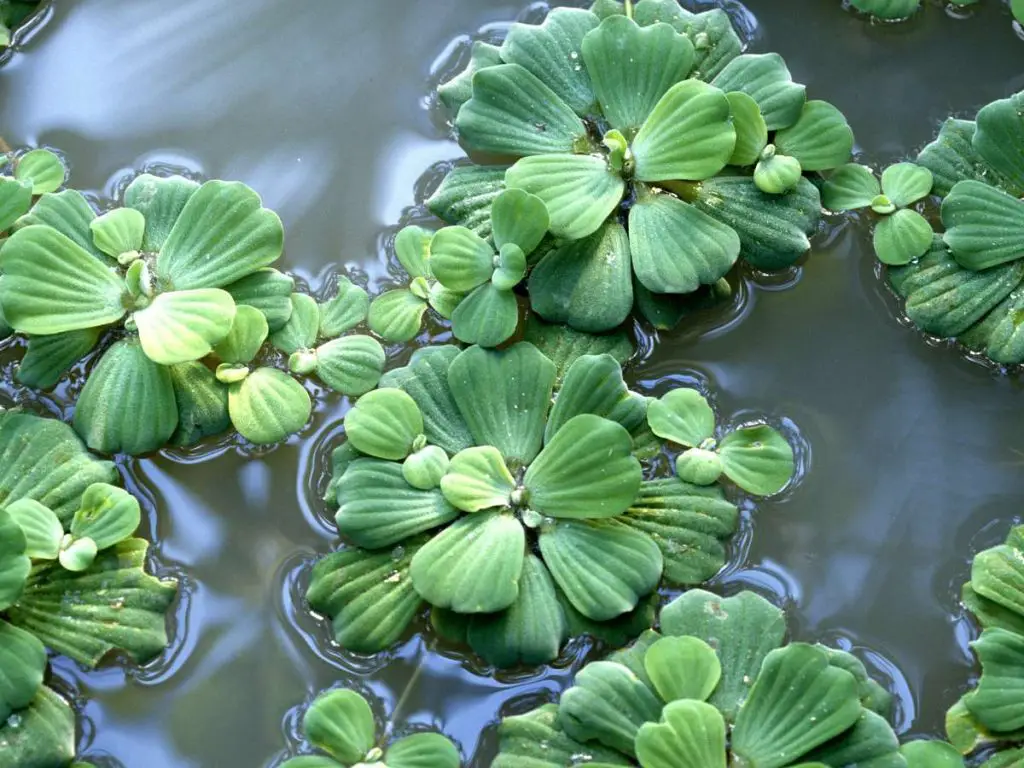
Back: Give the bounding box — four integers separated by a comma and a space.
2, 0, 1023, 764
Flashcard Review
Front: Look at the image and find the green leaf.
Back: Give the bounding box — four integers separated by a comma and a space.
647, 388, 715, 447
90, 208, 145, 260
451, 282, 520, 347
441, 446, 515, 512
307, 543, 424, 653
157, 180, 284, 290
4, 499, 61, 560
438, 41, 504, 114
726, 91, 768, 167
403, 446, 450, 491
168, 361, 231, 447
228, 367, 311, 445
0, 509, 28, 611
224, 268, 296, 333
523, 315, 634, 381
718, 424, 794, 496
74, 338, 179, 455
582, 16, 694, 133
546, 353, 645, 441
675, 448, 724, 486
344, 388, 424, 461
943, 180, 1024, 271
822, 164, 880, 212
16, 328, 101, 389
873, 208, 934, 267
711, 53, 806, 131
629, 188, 739, 294
271, 293, 320, 354
655, 7, 742, 81
0, 225, 127, 334
8, 538, 177, 667
506, 153, 625, 241
644, 635, 722, 703
774, 101, 853, 171
632, 80, 735, 182
559, 660, 663, 756
69, 483, 140, 551
501, 8, 600, 116
493, 704, 632, 768
14, 149, 65, 194
13, 189, 108, 263
391, 225, 432, 281
319, 277, 370, 339
973, 92, 1024, 195
881, 162, 934, 208
916, 118, 1012, 198
973, 542, 1024, 618
457, 64, 587, 156
134, 288, 236, 365
466, 553, 568, 667
0, 687, 76, 768
368, 290, 428, 343
754, 151, 803, 194
386, 733, 461, 768
491, 188, 550, 255
448, 343, 556, 466
0, 176, 33, 232
849, 0, 921, 18
426, 165, 507, 239
312, 335, 385, 396
635, 699, 727, 768
410, 510, 526, 613
213, 304, 268, 365
540, 518, 661, 620
493, 243, 528, 291
799, 708, 905, 767
900, 740, 965, 768
963, 581, 1024, 636
428, 283, 464, 319
429, 226, 496, 292
123, 174, 200, 252
0, 620, 46, 723
820, 647, 893, 717
731, 643, 862, 768
965, 628, 1024, 731
302, 689, 377, 765
58, 537, 98, 573
660, 589, 787, 720
525, 414, 641, 519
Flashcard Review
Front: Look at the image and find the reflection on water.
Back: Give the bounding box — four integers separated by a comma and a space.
2, 0, 1023, 764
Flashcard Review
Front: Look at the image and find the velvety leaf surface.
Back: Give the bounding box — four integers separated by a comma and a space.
647, 388, 715, 447
438, 41, 503, 113
799, 709, 904, 768
4, 499, 62, 560
318, 277, 370, 338
774, 100, 853, 171
213, 305, 268, 365
123, 174, 200, 252
973, 91, 1024, 195
874, 208, 934, 267
344, 389, 423, 461
916, 118, 1010, 198
311, 335, 384, 396
942, 180, 1024, 270
368, 290, 428, 343
426, 165, 507, 239
493, 704, 632, 768
635, 699, 727, 768
644, 635, 722, 703
13, 189, 108, 263
135, 288, 236, 365
0, 176, 33, 232
228, 368, 311, 445
90, 208, 145, 259
822, 164, 881, 212
718, 424, 794, 495
15, 149, 65, 195
386, 732, 461, 768
168, 361, 231, 446
224, 268, 295, 333
442, 446, 515, 513
546, 353, 645, 440
0, 687, 76, 768
450, 282, 520, 347
712, 53, 806, 130
523, 316, 634, 382
899, 740, 965, 768
302, 689, 376, 765
727, 91, 768, 167
0, 620, 45, 722
271, 293, 320, 355
967, 628, 1024, 732
429, 226, 496, 292
881, 162, 934, 208
16, 328, 101, 390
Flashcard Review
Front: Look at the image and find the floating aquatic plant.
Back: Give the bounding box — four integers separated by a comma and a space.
844, 0, 1022, 25
490, 587, 945, 767
0, 1, 43, 49
429, 0, 852, 334
279, 688, 460, 768
0, 410, 177, 767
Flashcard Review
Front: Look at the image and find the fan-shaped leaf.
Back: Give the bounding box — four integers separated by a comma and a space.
967, 627, 1024, 732
494, 704, 632, 768
224, 268, 295, 333
426, 165, 507, 239
645, 635, 722, 703
386, 733, 461, 768
822, 164, 880, 212
213, 304, 268, 365
0, 176, 32, 232
69, 483, 140, 552
973, 92, 1024, 195
13, 189, 107, 262
14, 149, 64, 195
943, 180, 1024, 271
403, 446, 450, 491
727, 91, 768, 167
523, 316, 634, 381
168, 361, 231, 446
899, 739, 967, 768
451, 282, 520, 348
16, 328, 101, 390
442, 446, 515, 513
647, 388, 715, 447
303, 689, 377, 765
135, 288, 236, 365
0, 620, 46, 723
916, 118, 1011, 198
881, 162, 934, 208
394, 225, 433, 280
123, 174, 200, 252
4, 499, 61, 560
546, 354, 645, 441
712, 53, 806, 131
636, 699, 727, 768
873, 208, 934, 267
430, 226, 496, 292
799, 709, 905, 768
319, 278, 369, 339
0, 687, 76, 768
438, 41, 504, 114
774, 100, 853, 171
718, 424, 794, 496
228, 368, 311, 445
271, 293, 320, 354
0, 509, 29, 612
344, 389, 423, 461
491, 188, 550, 255
313, 335, 385, 396
368, 290, 428, 343
90, 208, 145, 260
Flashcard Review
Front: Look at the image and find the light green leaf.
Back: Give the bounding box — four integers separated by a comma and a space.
582, 16, 694, 133
123, 174, 200, 252
493, 243, 527, 291
525, 414, 641, 519
13, 189, 108, 263
0, 225, 127, 334
16, 328, 101, 390
430, 226, 496, 292
873, 208, 934, 267
69, 483, 140, 551
718, 424, 794, 496
0, 509, 29, 611
732, 644, 862, 768
386, 733, 461, 768
394, 225, 433, 279
224, 268, 295, 333
0, 620, 46, 723
675, 448, 724, 486
967, 628, 1024, 732
14, 149, 65, 194
559, 660, 663, 756
540, 518, 661, 620
774, 100, 853, 171
448, 343, 556, 466
58, 536, 98, 573
467, 553, 568, 668
367, 290, 428, 343
426, 165, 507, 239
727, 91, 768, 167
303, 689, 377, 765
647, 388, 715, 447
428, 283, 464, 319
644, 635, 722, 703
312, 335, 385, 396
943, 180, 1024, 271
306, 543, 424, 653
962, 580, 1024, 637
4, 499, 61, 560
457, 64, 588, 156
881, 162, 934, 208
213, 304, 268, 365
523, 315, 634, 381
973, 91, 1024, 194
635, 699, 727, 768
900, 740, 965, 768
344, 388, 423, 461
711, 52, 806, 131
822, 164, 880, 212
438, 41, 504, 114
410, 510, 526, 613
506, 153, 625, 241
655, 7, 742, 81
0, 176, 33, 232
228, 368, 311, 445
0, 687, 76, 768
501, 8, 600, 116
134, 288, 236, 365
491, 188, 550, 255
546, 353, 645, 440
89, 208, 145, 263
271, 293, 320, 354
168, 361, 231, 447
528, 221, 634, 334
493, 704, 632, 768
403, 446, 450, 491
74, 338, 179, 455
442, 446, 515, 513
319, 277, 370, 338
629, 188, 739, 294
849, 0, 920, 18
157, 180, 284, 290
7, 538, 177, 667
972, 540, 1024, 618
819, 647, 893, 718
451, 282, 519, 348
754, 151, 804, 194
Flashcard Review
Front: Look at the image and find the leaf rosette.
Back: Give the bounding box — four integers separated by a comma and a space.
428, 0, 853, 334
308, 342, 748, 667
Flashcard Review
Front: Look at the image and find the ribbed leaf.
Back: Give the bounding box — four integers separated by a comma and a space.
0, 511, 29, 610
774, 101, 853, 171
644, 635, 722, 703
224, 268, 295, 333
213, 304, 268, 365
966, 628, 1024, 732
368, 290, 429, 342
69, 483, 140, 552
916, 118, 1011, 198
386, 733, 461, 768
402, 446, 450, 491
822, 164, 880, 212
426, 165, 507, 238
546, 353, 645, 441
491, 188, 549, 255
493, 705, 632, 768
800, 709, 904, 768
523, 315, 634, 382
873, 208, 934, 267
718, 424, 794, 496
943, 180, 1024, 270
168, 361, 231, 446
0, 687, 76, 768
13, 189, 108, 263
711, 53, 806, 131
16, 328, 101, 389
90, 208, 145, 260
754, 152, 803, 195
972, 543, 1024, 622
438, 41, 503, 114
0, 176, 32, 232
4, 499, 61, 560
900, 740, 965, 768
0, 621, 46, 726
344, 389, 423, 461
441, 446, 515, 513
881, 162, 934, 208
313, 335, 385, 396
450, 282, 520, 348
14, 149, 65, 195
973, 91, 1024, 194
318, 277, 369, 339
635, 699, 727, 768
228, 368, 311, 445
647, 388, 715, 447
123, 174, 200, 252
660, 7, 742, 81
134, 288, 236, 365
430, 226, 495, 292
271, 293, 320, 354
302, 689, 377, 765
727, 91, 768, 167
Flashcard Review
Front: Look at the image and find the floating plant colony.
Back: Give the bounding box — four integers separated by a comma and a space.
0, 0, 1021, 766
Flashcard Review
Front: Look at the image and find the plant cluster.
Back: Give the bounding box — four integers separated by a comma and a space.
0, 410, 177, 767
844, 0, 1024, 26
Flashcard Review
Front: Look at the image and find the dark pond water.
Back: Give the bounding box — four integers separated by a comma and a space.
2, 0, 1024, 764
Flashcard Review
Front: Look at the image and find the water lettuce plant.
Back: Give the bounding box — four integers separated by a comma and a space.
844, 0, 1021, 24
305, 342, 799, 667
0, 410, 177, 767
430, 0, 852, 334
492, 588, 929, 767
280, 688, 460, 768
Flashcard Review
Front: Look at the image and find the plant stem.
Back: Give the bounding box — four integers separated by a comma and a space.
624, 0, 634, 19
386, 657, 426, 738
